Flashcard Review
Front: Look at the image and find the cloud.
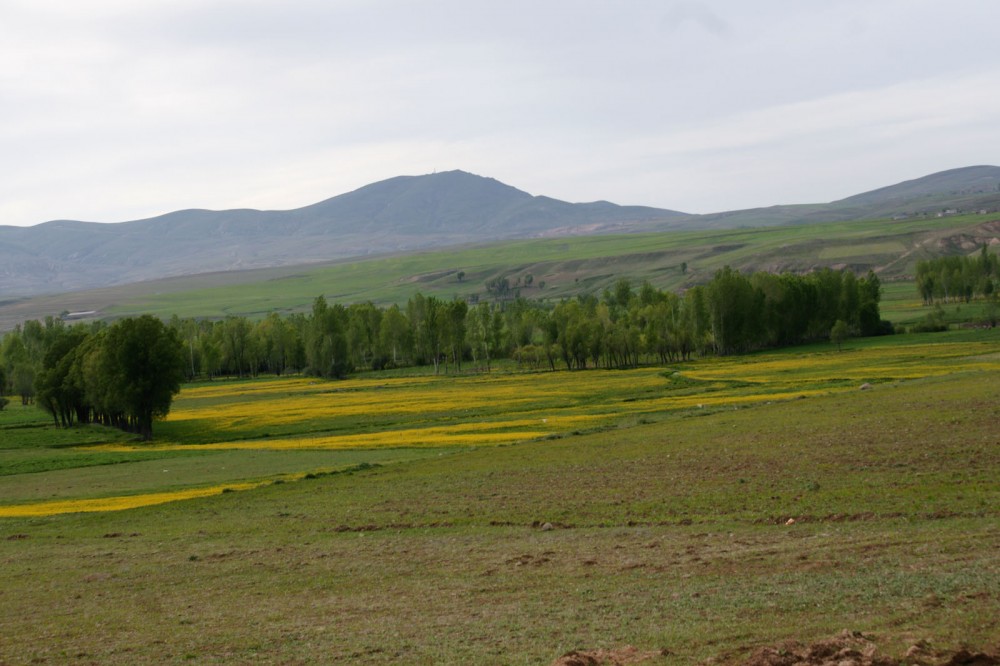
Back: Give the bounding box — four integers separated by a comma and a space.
1, 2, 999, 225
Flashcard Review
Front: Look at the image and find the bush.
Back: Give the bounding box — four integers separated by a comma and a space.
0, 396, 8, 411
911, 307, 949, 333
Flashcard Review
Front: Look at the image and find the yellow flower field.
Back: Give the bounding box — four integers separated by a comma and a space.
103, 338, 1000, 454
4, 333, 996, 517
0, 481, 267, 518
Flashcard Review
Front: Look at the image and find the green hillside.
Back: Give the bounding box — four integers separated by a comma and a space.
1, 212, 996, 330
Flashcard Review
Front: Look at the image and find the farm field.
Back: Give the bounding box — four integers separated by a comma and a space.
1, 328, 998, 664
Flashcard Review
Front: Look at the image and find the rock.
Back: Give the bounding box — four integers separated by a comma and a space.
860, 382, 873, 390
786, 518, 796, 526
541, 522, 554, 531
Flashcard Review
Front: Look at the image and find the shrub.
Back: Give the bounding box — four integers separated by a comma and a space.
911, 308, 949, 333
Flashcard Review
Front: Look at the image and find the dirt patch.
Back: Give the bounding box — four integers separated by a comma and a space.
506, 553, 552, 567
552, 646, 668, 665
725, 631, 1000, 666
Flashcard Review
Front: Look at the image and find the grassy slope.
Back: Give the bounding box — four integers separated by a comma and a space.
1, 212, 994, 327
1, 332, 998, 664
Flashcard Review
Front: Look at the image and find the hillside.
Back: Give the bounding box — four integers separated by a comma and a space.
688, 165, 1000, 228
2, 166, 999, 301
2, 210, 997, 331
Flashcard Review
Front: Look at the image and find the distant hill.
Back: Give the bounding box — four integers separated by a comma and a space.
0, 170, 687, 296
687, 165, 1000, 228
2, 166, 1000, 297
832, 165, 1000, 212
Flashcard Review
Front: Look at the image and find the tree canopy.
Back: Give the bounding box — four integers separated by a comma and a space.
5, 315, 185, 440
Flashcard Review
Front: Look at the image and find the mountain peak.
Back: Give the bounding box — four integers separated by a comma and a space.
0, 170, 686, 296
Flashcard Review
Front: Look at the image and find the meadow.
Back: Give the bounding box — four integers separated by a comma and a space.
1, 326, 998, 663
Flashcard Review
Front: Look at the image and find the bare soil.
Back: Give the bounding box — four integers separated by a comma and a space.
719, 631, 1000, 666
550, 633, 1000, 666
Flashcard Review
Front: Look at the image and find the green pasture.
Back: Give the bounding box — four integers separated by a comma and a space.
1, 350, 998, 662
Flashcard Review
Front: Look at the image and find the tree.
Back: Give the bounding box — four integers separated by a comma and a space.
468, 302, 502, 371
440, 299, 468, 372
707, 266, 761, 355
306, 296, 351, 379
830, 319, 850, 351
378, 304, 411, 367
170, 315, 201, 380
35, 326, 90, 428
199, 322, 223, 380
99, 316, 186, 440
346, 302, 382, 370
220, 316, 253, 378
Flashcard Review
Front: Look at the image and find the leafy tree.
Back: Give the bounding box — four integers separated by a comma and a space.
441, 299, 468, 372
707, 266, 761, 355
170, 315, 201, 380
220, 316, 253, 378
198, 322, 223, 380
1, 333, 35, 404
255, 312, 299, 376
346, 302, 382, 370
98, 316, 186, 440
306, 296, 351, 379
378, 304, 412, 367
35, 326, 90, 427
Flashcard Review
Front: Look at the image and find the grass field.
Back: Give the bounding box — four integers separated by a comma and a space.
1, 328, 998, 664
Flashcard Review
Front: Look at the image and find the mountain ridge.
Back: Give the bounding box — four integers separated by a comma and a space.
2, 166, 999, 297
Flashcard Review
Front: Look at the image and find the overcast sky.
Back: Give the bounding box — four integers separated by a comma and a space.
2, 0, 999, 227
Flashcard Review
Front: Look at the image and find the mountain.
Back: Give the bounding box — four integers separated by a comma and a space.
2, 166, 999, 298
689, 165, 1000, 228
833, 165, 1000, 209
0, 170, 687, 297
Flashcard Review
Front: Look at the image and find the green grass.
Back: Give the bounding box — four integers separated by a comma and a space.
1, 370, 998, 664
1, 330, 999, 663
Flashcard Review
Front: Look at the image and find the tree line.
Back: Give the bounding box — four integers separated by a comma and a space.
915, 244, 999, 304
0, 267, 888, 437
0, 267, 891, 394
140, 267, 888, 377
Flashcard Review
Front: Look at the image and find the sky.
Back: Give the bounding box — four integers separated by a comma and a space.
2, 0, 999, 227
